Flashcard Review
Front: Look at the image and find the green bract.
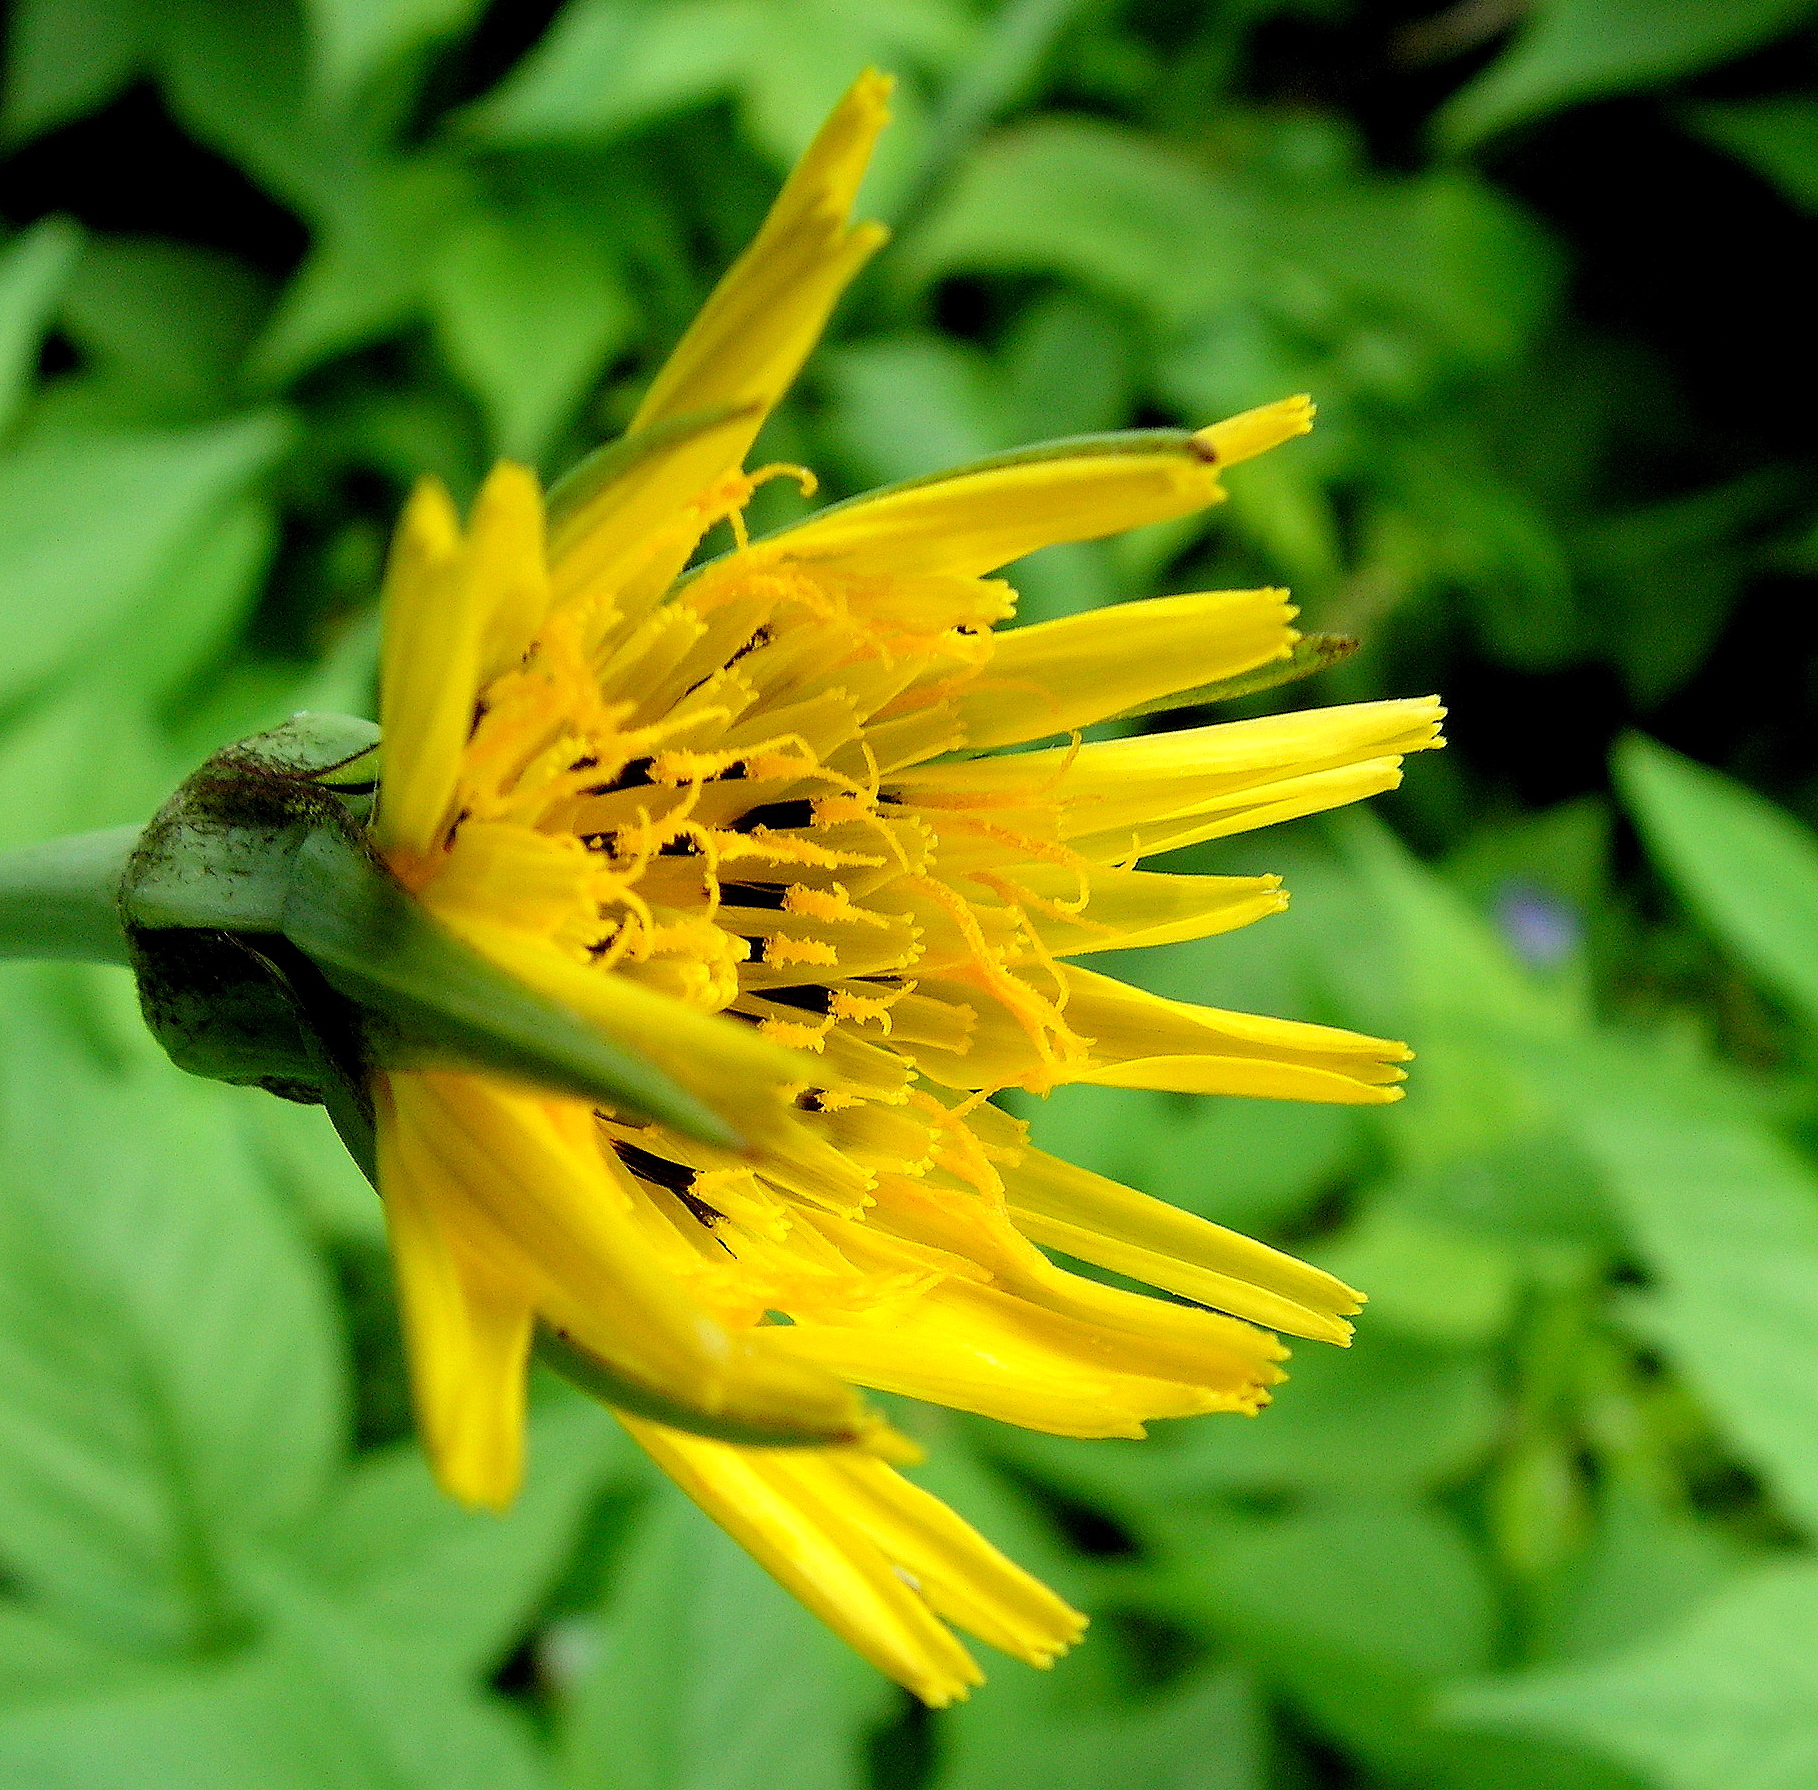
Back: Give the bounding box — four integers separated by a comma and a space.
1112, 631, 1361, 722
0, 713, 736, 1164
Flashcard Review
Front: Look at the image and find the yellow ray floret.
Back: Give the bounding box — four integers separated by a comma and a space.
365, 68, 1444, 1705
716, 400, 1312, 585
623, 1415, 1087, 1704
952, 586, 1298, 750
626, 68, 891, 485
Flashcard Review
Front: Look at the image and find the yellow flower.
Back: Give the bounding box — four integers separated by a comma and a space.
369, 70, 1443, 1706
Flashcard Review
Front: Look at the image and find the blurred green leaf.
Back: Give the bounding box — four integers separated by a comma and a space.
150, 0, 475, 383
1268, 170, 1564, 370
731, 0, 969, 174
0, 1570, 550, 1789
1543, 1033, 1818, 1536
1176, 1332, 1502, 1497
1446, 796, 1610, 932
1540, 1468, 1753, 1664
1167, 1500, 1500, 1775
247, 1097, 387, 1246
1316, 1198, 1518, 1346
155, 0, 326, 209
1615, 734, 1818, 1034
429, 194, 635, 460
463, 0, 761, 146
1440, 0, 1818, 148
0, 1632, 399, 1790
1685, 96, 1818, 211
939, 1662, 1265, 1790
1412, 171, 1567, 362
903, 117, 1252, 327
1173, 1496, 1632, 1787
472, 0, 966, 177
115, 497, 278, 723
1219, 450, 1346, 592
997, 290, 1134, 445
0, 670, 172, 853
0, 412, 291, 712
0, 1604, 130, 1711
1582, 475, 1794, 706
302, 1395, 637, 1681
1155, 307, 1308, 435
1453, 1559, 1818, 1790
1187, 1499, 1495, 1676
304, 0, 488, 101
560, 1487, 891, 1790
253, 157, 474, 384
1331, 812, 1580, 1170
1377, 438, 1578, 674
0, 216, 81, 436
0, 973, 345, 1651
821, 334, 1003, 486
894, 0, 1100, 233
1388, 1130, 1619, 1250
0, 0, 145, 144
57, 236, 269, 426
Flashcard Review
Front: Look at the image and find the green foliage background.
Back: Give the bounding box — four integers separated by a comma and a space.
4, 0, 1818, 1784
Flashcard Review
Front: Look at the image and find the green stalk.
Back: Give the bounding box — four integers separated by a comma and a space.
0, 825, 139, 966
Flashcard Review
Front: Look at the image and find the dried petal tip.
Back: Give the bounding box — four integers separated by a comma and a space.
1195, 394, 1317, 468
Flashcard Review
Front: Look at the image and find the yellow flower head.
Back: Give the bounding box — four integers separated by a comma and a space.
370, 70, 1443, 1706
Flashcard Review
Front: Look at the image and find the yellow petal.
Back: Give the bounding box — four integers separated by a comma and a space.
375, 1076, 532, 1510
424, 821, 599, 941
375, 463, 551, 866
724, 394, 1316, 586
981, 863, 1288, 958
436, 913, 874, 1209
548, 72, 890, 613
869, 1167, 1351, 1347
950, 587, 1297, 750
628, 69, 891, 448
469, 461, 551, 684
1005, 1142, 1366, 1336
1075, 1053, 1404, 1102
389, 1071, 871, 1444
546, 404, 762, 612
765, 1449, 1086, 1668
731, 433, 1230, 582
893, 956, 1407, 1104
621, 1417, 988, 1707
1195, 393, 1315, 465
374, 477, 472, 863
1067, 758, 1415, 861
772, 1276, 1276, 1436
1059, 961, 1411, 1097
897, 700, 1443, 863
895, 696, 1446, 819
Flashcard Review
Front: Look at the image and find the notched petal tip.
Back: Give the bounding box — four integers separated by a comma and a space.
1196, 394, 1317, 468
854, 65, 896, 107
812, 67, 896, 187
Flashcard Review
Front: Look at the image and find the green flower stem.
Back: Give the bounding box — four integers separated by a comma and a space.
0, 825, 139, 966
